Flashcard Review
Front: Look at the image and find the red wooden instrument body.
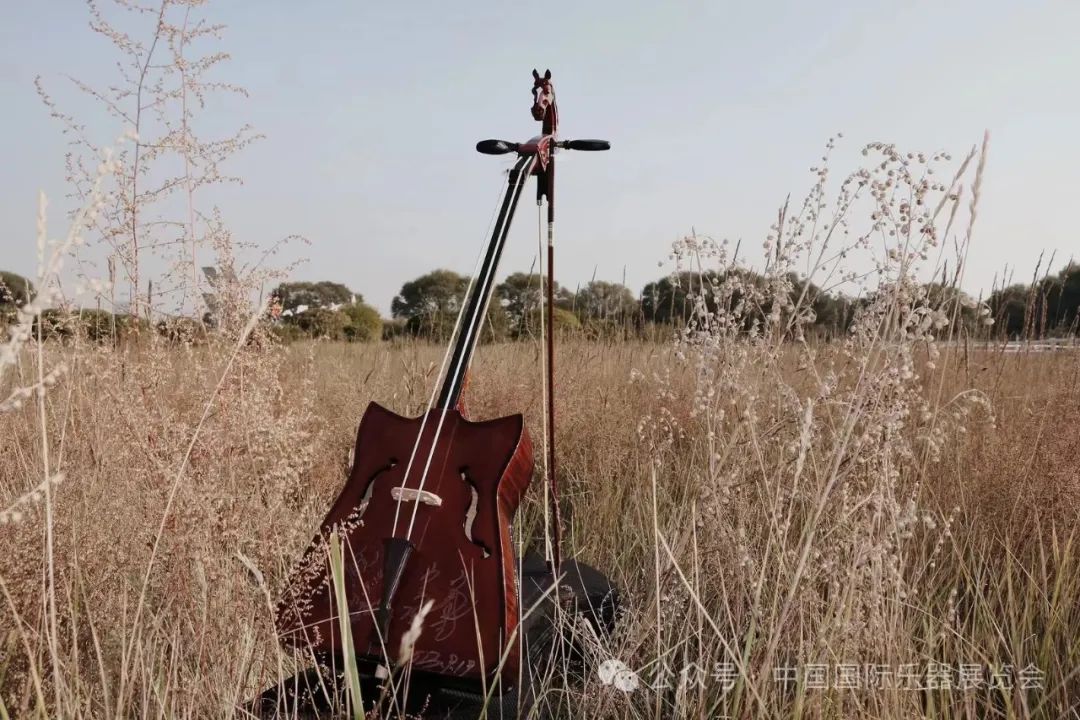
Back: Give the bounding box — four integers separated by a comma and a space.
275, 402, 532, 680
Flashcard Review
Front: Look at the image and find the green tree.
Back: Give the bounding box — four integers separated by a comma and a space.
392, 270, 467, 318
496, 272, 573, 338
157, 316, 210, 345
479, 303, 511, 342
524, 306, 581, 336
79, 309, 117, 343
0, 271, 35, 322
35, 309, 74, 341
1044, 263, 1080, 333
381, 318, 408, 341
342, 302, 383, 342
273, 281, 357, 312
574, 280, 636, 323
786, 273, 855, 337
571, 280, 637, 339
270, 279, 384, 343
989, 284, 1029, 337
392, 269, 469, 340
808, 291, 854, 336
294, 307, 348, 340
920, 282, 979, 332
640, 271, 724, 325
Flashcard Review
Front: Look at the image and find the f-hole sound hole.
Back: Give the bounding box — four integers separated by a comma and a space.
358, 457, 398, 516
459, 467, 491, 558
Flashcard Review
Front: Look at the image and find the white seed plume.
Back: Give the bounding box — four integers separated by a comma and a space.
397, 599, 434, 665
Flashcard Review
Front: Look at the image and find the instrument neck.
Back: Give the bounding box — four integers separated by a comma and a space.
436, 154, 534, 410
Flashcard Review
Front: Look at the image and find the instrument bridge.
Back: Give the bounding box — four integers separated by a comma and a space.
390, 487, 443, 506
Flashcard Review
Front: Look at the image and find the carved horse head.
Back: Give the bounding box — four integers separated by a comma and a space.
531, 68, 557, 133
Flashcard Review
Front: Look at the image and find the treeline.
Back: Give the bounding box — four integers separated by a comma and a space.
268, 269, 859, 342
0, 270, 220, 344
987, 262, 1080, 339
4, 262, 1077, 344
282, 262, 1075, 343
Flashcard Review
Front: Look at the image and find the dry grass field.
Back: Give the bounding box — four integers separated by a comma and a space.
1, 329, 1078, 718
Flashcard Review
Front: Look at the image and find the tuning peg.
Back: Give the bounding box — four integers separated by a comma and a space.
559, 139, 611, 151
476, 139, 520, 155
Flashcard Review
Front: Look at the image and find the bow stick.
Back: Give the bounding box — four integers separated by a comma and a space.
478, 69, 609, 573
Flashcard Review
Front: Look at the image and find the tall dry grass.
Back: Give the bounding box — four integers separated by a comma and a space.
1, 329, 1078, 718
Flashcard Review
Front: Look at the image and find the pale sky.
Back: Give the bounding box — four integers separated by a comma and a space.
2, 1, 1078, 314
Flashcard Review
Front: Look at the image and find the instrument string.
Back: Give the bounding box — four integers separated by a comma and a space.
404, 156, 536, 542
390, 174, 507, 537
537, 203, 553, 565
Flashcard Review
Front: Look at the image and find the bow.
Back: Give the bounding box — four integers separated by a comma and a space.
477, 69, 610, 572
